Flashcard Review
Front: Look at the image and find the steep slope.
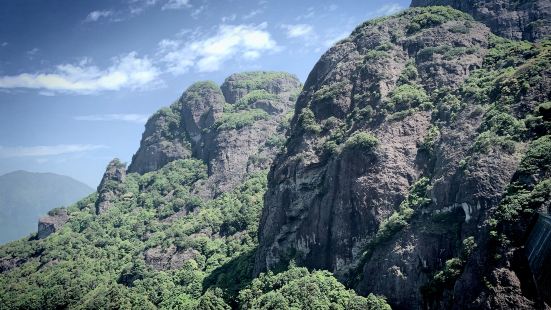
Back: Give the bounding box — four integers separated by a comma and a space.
128, 72, 301, 197
255, 6, 550, 309
0, 171, 92, 244
0, 71, 390, 309
412, 0, 551, 41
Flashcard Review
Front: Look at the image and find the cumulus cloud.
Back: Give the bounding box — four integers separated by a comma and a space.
162, 0, 190, 10
281, 24, 313, 38
74, 114, 149, 124
159, 23, 277, 74
84, 10, 114, 22
375, 3, 403, 16
0, 144, 107, 158
0, 52, 161, 94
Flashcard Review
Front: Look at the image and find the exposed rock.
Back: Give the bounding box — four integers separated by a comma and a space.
128, 72, 302, 198
127, 106, 191, 174
144, 245, 199, 271
411, 0, 551, 42
37, 208, 69, 239
95, 159, 127, 215
255, 6, 550, 310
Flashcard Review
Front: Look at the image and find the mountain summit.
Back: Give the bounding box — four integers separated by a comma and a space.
1, 3, 550, 310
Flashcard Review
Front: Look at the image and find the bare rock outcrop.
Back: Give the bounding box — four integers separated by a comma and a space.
255, 6, 550, 309
37, 208, 69, 239
411, 0, 551, 42
128, 72, 302, 198
95, 159, 127, 215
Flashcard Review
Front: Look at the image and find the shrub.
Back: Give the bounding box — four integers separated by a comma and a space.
472, 131, 516, 154
299, 107, 322, 134
398, 61, 418, 84
214, 109, 269, 131
229, 72, 297, 91
388, 83, 430, 111
236, 89, 278, 109
344, 132, 379, 151
406, 6, 472, 34
313, 81, 347, 101
480, 108, 526, 139
238, 266, 391, 310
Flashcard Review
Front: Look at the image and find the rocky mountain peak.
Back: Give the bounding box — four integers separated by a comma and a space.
95, 158, 127, 215
255, 6, 550, 309
128, 71, 302, 197
411, 0, 551, 41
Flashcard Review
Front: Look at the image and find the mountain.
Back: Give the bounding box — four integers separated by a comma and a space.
1, 2, 551, 310
255, 4, 551, 310
0, 170, 93, 244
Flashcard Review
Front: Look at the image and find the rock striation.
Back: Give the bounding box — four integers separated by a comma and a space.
128, 72, 302, 197
255, 6, 551, 310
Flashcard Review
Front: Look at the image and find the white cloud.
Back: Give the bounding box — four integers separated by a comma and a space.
222, 14, 236, 23
0, 144, 106, 158
1, 42, 8, 47
162, 0, 190, 10
75, 114, 149, 124
158, 23, 277, 74
191, 5, 205, 18
0, 52, 161, 94
295, 7, 315, 21
26, 48, 39, 59
243, 9, 262, 20
375, 4, 403, 16
282, 24, 313, 38
84, 10, 114, 22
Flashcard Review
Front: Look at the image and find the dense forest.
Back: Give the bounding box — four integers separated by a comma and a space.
1, 2, 550, 309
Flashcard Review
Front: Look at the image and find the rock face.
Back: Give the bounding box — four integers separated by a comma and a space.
129, 72, 302, 197
411, 0, 551, 42
255, 6, 551, 310
95, 159, 127, 215
37, 208, 69, 239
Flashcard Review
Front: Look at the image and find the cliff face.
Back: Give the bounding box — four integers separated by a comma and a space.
411, 0, 551, 42
128, 72, 301, 197
255, 6, 550, 309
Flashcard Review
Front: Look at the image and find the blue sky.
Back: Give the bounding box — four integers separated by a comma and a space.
0, 0, 409, 187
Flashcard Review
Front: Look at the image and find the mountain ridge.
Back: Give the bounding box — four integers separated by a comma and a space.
0, 2, 550, 309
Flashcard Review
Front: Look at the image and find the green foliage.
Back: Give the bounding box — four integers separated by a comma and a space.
447, 22, 470, 34
406, 6, 472, 34
197, 288, 231, 310
421, 237, 477, 299
0, 159, 269, 309
235, 90, 278, 109
419, 125, 440, 154
150, 106, 186, 141
479, 108, 526, 139
343, 132, 378, 152
517, 135, 551, 175
313, 81, 347, 101
214, 109, 269, 131
387, 83, 430, 112
397, 61, 418, 85
472, 131, 516, 154
299, 107, 322, 134
238, 266, 391, 310
229, 72, 296, 91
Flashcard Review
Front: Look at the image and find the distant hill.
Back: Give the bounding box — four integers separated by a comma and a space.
0, 170, 93, 244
